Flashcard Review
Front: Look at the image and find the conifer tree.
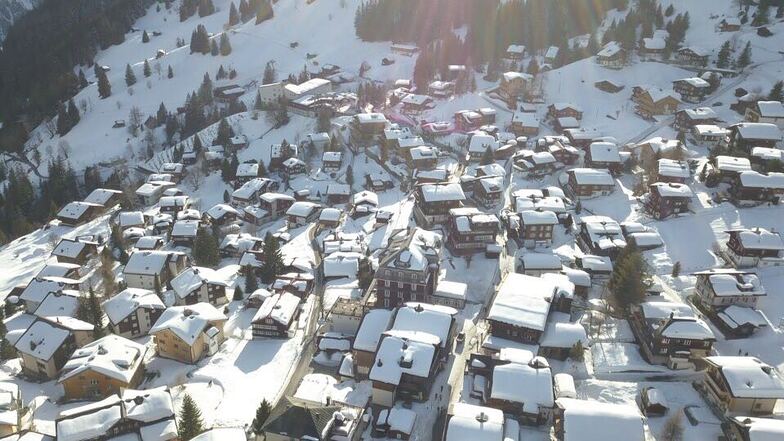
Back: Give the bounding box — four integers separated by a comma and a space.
239, 0, 251, 21
737, 42, 752, 68
67, 99, 80, 128
256, 0, 273, 24
228, 2, 240, 26
168, 65, 174, 79
142, 30, 150, 43
671, 261, 682, 278
0, 309, 17, 360
254, 91, 263, 110
143, 60, 152, 78
262, 60, 276, 84
252, 399, 271, 435
217, 65, 226, 80
125, 64, 137, 86
56, 103, 69, 135
157, 102, 168, 124
198, 0, 215, 17
717, 41, 732, 68
210, 39, 219, 56
346, 165, 354, 188
100, 247, 116, 295
609, 243, 649, 309
97, 67, 111, 98
480, 146, 494, 165
260, 232, 283, 284
215, 118, 233, 146
193, 228, 220, 267
752, 5, 770, 26
768, 80, 784, 102
78, 69, 88, 88
219, 33, 232, 56
245, 271, 258, 293
178, 394, 205, 440
233, 285, 243, 301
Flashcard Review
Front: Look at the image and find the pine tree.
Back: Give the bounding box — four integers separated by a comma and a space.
168, 65, 174, 79
178, 394, 205, 441
346, 164, 354, 188
256, 0, 273, 24
219, 33, 232, 56
233, 285, 243, 301
217, 65, 226, 80
254, 91, 263, 110
125, 64, 137, 86
752, 5, 770, 27
664, 4, 675, 17
198, 0, 215, 17
252, 399, 271, 435
737, 42, 752, 68
358, 257, 374, 291
245, 271, 258, 293
100, 247, 116, 295
78, 69, 89, 89
210, 39, 219, 56
193, 228, 220, 267
67, 99, 80, 128
609, 244, 649, 309
778, 5, 784, 19
260, 232, 283, 284
97, 67, 111, 98
480, 146, 494, 165
157, 102, 168, 124
526, 57, 539, 75
262, 60, 276, 84
239, 0, 252, 21
717, 41, 732, 68
142, 30, 150, 43
0, 309, 17, 360
56, 102, 69, 135
143, 60, 152, 78
569, 341, 585, 361
228, 2, 240, 26
671, 261, 682, 278
768, 80, 784, 102
215, 118, 233, 146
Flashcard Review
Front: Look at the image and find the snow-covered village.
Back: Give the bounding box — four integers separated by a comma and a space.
1, 0, 784, 440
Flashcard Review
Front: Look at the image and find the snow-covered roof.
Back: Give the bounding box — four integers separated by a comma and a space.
434, 280, 467, 301
419, 183, 466, 202
468, 133, 498, 154
284, 78, 331, 96
286, 201, 320, 218
33, 290, 80, 318
389, 303, 454, 348
705, 356, 784, 399
732, 228, 784, 251
59, 335, 146, 384
401, 93, 431, 106
149, 303, 226, 345
545, 46, 559, 59
354, 309, 393, 352
445, 403, 504, 441
651, 182, 693, 198
355, 112, 387, 124
57, 201, 101, 220
352, 191, 378, 207
14, 319, 72, 360
252, 292, 300, 326
519, 209, 559, 226
693, 124, 727, 136
369, 335, 436, 385
520, 252, 562, 271
640, 301, 695, 321
683, 107, 717, 119
540, 321, 587, 348
506, 44, 525, 55
642, 37, 665, 50
579, 254, 613, 272
657, 158, 690, 178
716, 155, 752, 173
675, 77, 710, 88
159, 195, 189, 208
717, 305, 769, 330
323, 251, 360, 278
171, 219, 200, 237
569, 168, 614, 186
52, 239, 92, 259
83, 188, 121, 206
102, 288, 165, 324
738, 171, 784, 190
580, 216, 626, 251
232, 178, 271, 200
556, 117, 580, 128
730, 416, 784, 441
589, 142, 621, 163
502, 71, 533, 82
756, 100, 784, 118
190, 428, 247, 441
491, 362, 553, 412
171, 267, 225, 299
555, 398, 645, 441
733, 123, 782, 141
751, 147, 784, 161
377, 408, 416, 435
659, 316, 715, 340
205, 204, 240, 221
488, 273, 555, 331
702, 270, 765, 297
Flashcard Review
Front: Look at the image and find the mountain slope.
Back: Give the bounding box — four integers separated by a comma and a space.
0, 0, 38, 41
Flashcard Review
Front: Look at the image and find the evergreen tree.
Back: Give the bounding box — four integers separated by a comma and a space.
254, 91, 263, 110
245, 271, 258, 293
193, 228, 220, 267
157, 102, 168, 124
480, 146, 494, 165
262, 60, 276, 84
0, 309, 17, 360
252, 399, 271, 435
97, 67, 111, 98
229, 2, 240, 26
256, 0, 273, 24
125, 64, 137, 86
233, 285, 243, 301
215, 118, 233, 146
239, 0, 252, 22
56, 102, 69, 135
67, 99, 80, 128
664, 4, 675, 17
358, 257, 374, 291
100, 247, 116, 295
526, 57, 539, 75
142, 30, 150, 43
717, 41, 732, 68
178, 394, 205, 441
198, 0, 215, 17
609, 244, 649, 309
143, 59, 152, 78
219, 33, 232, 56
217, 65, 227, 80
671, 261, 682, 278
778, 5, 784, 19
190, 25, 210, 54
752, 5, 770, 27
569, 341, 585, 361
346, 165, 354, 188
210, 39, 219, 56
737, 42, 752, 68
260, 232, 283, 284
768, 80, 784, 102
78, 69, 89, 88
168, 65, 174, 79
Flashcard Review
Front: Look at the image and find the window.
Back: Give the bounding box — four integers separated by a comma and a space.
90, 379, 99, 385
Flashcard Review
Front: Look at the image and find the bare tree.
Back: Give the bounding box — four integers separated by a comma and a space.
660, 411, 684, 441
79, 99, 88, 113
43, 118, 57, 138
186, 164, 205, 190
128, 106, 143, 137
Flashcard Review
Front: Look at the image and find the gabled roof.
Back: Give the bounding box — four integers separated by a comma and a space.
59, 335, 146, 384
149, 303, 226, 345
102, 288, 165, 324
261, 397, 342, 439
